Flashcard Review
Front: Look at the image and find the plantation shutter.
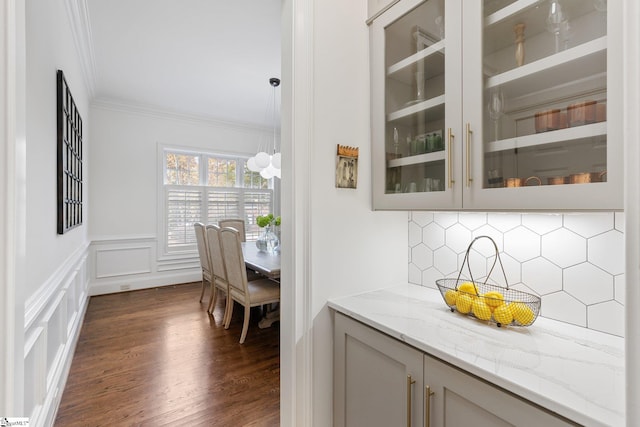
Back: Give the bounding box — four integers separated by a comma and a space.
166, 187, 203, 248
206, 190, 241, 224
243, 191, 273, 240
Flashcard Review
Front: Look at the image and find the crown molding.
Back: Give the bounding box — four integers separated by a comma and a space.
63, 0, 97, 97
91, 97, 275, 134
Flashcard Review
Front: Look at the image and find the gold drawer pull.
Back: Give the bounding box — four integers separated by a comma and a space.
425, 385, 435, 427
447, 128, 455, 188
466, 123, 473, 187
407, 375, 416, 427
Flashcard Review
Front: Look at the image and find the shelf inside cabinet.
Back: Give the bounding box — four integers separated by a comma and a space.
485, 121, 606, 153
387, 94, 445, 122
387, 150, 445, 168
484, 0, 539, 27
484, 1, 602, 53
486, 37, 607, 99
387, 40, 445, 77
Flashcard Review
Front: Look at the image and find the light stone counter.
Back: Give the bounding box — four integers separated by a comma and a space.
328, 283, 625, 427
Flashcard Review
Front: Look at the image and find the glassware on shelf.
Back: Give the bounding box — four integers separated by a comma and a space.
546, 0, 568, 53
593, 0, 607, 12
487, 87, 504, 141
514, 23, 525, 66
435, 15, 444, 40
393, 127, 400, 158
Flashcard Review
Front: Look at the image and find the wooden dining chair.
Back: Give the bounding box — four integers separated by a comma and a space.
205, 224, 232, 323
220, 227, 280, 344
193, 222, 212, 303
218, 218, 247, 242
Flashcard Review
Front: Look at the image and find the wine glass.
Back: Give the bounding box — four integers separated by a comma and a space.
487, 88, 504, 141
393, 127, 400, 157
546, 0, 567, 53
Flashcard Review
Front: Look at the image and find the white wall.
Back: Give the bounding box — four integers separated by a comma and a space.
20, 0, 92, 424
87, 103, 275, 293
280, 1, 407, 424
26, 0, 89, 298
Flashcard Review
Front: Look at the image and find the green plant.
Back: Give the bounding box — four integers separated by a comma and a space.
256, 213, 281, 228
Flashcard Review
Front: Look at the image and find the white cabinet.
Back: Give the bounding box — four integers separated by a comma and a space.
370, 0, 622, 210
424, 355, 576, 427
334, 312, 577, 427
334, 312, 424, 427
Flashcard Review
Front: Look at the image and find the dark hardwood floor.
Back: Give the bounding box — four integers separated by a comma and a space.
54, 282, 279, 427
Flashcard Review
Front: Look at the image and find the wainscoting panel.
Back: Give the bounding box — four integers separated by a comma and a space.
95, 246, 152, 278
89, 236, 201, 295
23, 244, 89, 427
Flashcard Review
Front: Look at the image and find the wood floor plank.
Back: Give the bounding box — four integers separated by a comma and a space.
54, 282, 279, 426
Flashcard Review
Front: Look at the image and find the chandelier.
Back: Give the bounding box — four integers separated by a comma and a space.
248, 77, 281, 179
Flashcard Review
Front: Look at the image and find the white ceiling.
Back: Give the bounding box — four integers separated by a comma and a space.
85, 0, 282, 128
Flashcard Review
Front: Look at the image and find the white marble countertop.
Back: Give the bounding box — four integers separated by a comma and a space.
328, 283, 625, 427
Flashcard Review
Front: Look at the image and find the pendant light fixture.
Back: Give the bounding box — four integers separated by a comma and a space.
248, 77, 281, 179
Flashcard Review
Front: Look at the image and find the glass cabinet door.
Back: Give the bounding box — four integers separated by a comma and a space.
371, 0, 460, 210
465, 0, 621, 210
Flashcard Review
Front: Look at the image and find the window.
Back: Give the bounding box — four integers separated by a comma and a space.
163, 149, 272, 254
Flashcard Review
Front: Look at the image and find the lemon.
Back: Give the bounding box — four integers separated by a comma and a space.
472, 298, 492, 321
456, 294, 473, 314
444, 289, 458, 306
483, 291, 505, 308
458, 282, 478, 297
492, 304, 514, 325
510, 302, 535, 325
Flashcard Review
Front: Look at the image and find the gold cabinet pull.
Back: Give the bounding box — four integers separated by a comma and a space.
466, 123, 473, 187
425, 385, 435, 427
447, 128, 455, 188
407, 375, 416, 427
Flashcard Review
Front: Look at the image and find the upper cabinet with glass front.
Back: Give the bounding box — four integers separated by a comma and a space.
370, 0, 622, 210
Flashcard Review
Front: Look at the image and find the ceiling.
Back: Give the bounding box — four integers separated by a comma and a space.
84, 0, 282, 129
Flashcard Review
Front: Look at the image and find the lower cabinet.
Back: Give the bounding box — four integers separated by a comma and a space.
334, 312, 577, 427
333, 312, 424, 427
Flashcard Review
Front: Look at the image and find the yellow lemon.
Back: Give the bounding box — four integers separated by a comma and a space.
456, 294, 473, 314
510, 302, 535, 325
483, 291, 505, 308
458, 282, 478, 297
472, 298, 492, 321
444, 289, 458, 306
492, 304, 514, 326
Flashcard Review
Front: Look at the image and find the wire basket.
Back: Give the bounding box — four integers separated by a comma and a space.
435, 236, 541, 327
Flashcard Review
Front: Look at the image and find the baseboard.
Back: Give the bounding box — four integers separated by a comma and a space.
89, 271, 201, 296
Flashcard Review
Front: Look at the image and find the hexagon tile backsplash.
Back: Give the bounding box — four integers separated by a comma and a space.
409, 211, 625, 337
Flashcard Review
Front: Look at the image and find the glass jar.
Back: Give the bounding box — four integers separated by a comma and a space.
256, 226, 280, 253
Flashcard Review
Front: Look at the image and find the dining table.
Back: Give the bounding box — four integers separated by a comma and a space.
241, 242, 281, 279
241, 242, 280, 328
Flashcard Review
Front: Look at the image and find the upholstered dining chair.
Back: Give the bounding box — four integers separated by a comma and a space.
193, 222, 212, 303
205, 224, 232, 322
218, 218, 247, 242
220, 227, 280, 344
219, 218, 263, 281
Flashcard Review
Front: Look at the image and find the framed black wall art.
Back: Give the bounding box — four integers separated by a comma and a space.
57, 70, 83, 234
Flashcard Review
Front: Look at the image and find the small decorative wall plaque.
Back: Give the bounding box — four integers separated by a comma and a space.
57, 70, 83, 234
336, 145, 358, 189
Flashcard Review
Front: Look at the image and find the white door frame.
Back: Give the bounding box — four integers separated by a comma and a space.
0, 0, 26, 416
623, 1, 640, 424
280, 0, 314, 425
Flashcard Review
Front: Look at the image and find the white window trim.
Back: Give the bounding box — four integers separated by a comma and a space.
156, 143, 273, 260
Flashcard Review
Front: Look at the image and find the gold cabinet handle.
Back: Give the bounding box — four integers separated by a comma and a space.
466, 123, 473, 187
447, 128, 455, 188
425, 385, 434, 427
407, 375, 416, 427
